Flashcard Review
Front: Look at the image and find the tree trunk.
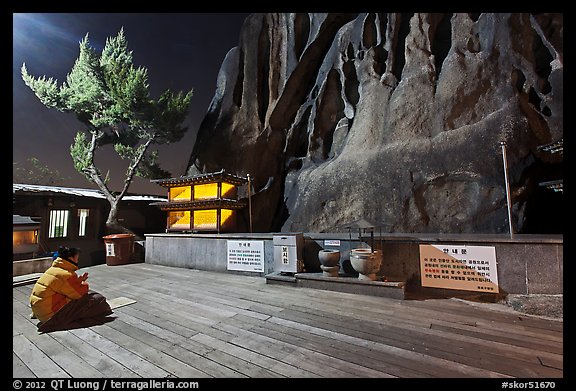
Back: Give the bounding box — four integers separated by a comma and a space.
105, 198, 135, 236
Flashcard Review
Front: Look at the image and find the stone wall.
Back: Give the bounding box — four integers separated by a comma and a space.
145, 233, 562, 295
13, 257, 53, 277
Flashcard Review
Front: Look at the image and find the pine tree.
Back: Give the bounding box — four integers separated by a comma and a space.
22, 28, 193, 233
13, 157, 70, 186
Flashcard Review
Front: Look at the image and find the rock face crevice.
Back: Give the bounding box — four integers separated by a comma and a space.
188, 13, 563, 233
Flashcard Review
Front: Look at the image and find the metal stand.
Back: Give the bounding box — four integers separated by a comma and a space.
247, 174, 253, 233
500, 141, 514, 238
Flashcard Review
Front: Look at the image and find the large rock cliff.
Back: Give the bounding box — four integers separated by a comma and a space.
187, 13, 563, 233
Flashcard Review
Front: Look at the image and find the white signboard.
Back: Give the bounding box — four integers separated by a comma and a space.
324, 240, 341, 247
227, 240, 264, 272
419, 244, 499, 293
105, 243, 115, 257
281, 246, 289, 264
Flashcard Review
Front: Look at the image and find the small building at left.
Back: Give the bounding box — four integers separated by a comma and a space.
12, 183, 166, 267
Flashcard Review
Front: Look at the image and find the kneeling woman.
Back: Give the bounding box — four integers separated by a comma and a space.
30, 247, 113, 333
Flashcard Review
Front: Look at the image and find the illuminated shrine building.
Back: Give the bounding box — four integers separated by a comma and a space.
151, 170, 248, 233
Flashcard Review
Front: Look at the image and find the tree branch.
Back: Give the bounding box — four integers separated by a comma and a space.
116, 135, 155, 200
85, 130, 116, 203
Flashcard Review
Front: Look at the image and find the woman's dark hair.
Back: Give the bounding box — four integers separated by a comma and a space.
58, 246, 81, 260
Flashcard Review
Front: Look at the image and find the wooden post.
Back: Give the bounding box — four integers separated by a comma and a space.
247, 174, 253, 233
217, 209, 221, 234
500, 141, 514, 239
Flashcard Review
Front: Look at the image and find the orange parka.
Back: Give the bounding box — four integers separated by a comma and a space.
29, 257, 89, 322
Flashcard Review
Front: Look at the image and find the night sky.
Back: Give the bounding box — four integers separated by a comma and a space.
13, 13, 250, 195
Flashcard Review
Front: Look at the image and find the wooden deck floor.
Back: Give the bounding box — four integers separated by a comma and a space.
13, 263, 563, 378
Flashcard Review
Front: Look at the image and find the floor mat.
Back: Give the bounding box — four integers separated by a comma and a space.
107, 297, 137, 309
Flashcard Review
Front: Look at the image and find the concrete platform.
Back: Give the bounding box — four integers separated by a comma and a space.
265, 271, 405, 299
14, 263, 563, 378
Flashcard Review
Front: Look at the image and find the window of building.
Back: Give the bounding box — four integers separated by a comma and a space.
168, 211, 190, 230
194, 183, 218, 200
193, 209, 217, 230
48, 209, 69, 238
169, 186, 192, 202
78, 208, 90, 237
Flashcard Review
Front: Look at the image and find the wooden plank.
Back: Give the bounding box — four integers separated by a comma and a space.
95, 264, 398, 325
106, 314, 241, 376
266, 316, 510, 378
208, 324, 335, 378
105, 311, 266, 378
159, 270, 353, 309
403, 298, 563, 332
472, 319, 563, 343
69, 328, 170, 378
391, 317, 564, 367
105, 277, 244, 342
538, 355, 563, 371
14, 296, 118, 386
234, 317, 429, 378
151, 282, 284, 318
430, 322, 563, 355
92, 264, 560, 370
92, 324, 225, 378
110, 284, 234, 325
273, 301, 560, 371
230, 314, 432, 378
13, 334, 70, 378
231, 311, 553, 378
143, 264, 560, 334
15, 263, 562, 379
254, 327, 398, 378
392, 308, 563, 346
203, 349, 284, 378
118, 304, 236, 345
13, 299, 43, 334
278, 336, 397, 378
98, 276, 267, 334
190, 333, 318, 378
107, 310, 215, 356
214, 321, 427, 378
448, 298, 564, 332
191, 333, 309, 377
104, 266, 271, 302
231, 312, 560, 378
106, 319, 219, 378
275, 306, 483, 362
120, 302, 210, 339
13, 352, 36, 378
48, 331, 138, 378
13, 287, 32, 307
126, 279, 273, 321
13, 311, 31, 337
13, 312, 105, 378
392, 302, 519, 331
155, 273, 287, 313
277, 302, 563, 376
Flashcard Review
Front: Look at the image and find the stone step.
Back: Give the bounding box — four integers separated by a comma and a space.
265, 271, 405, 299
264, 271, 297, 286
13, 273, 43, 287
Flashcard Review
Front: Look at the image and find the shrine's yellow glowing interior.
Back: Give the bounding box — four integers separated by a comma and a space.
154, 172, 247, 233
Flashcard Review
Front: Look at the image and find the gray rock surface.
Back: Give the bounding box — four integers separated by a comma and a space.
188, 13, 563, 233
505, 294, 563, 319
